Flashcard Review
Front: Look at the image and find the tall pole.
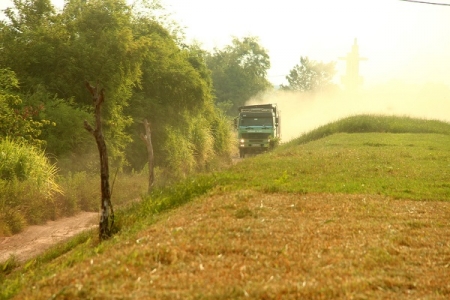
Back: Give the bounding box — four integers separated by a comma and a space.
339, 38, 367, 91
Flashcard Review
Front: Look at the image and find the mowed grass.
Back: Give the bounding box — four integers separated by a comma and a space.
2, 115, 450, 299
236, 132, 450, 200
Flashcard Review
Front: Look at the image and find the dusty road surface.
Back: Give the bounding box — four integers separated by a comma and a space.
0, 212, 98, 263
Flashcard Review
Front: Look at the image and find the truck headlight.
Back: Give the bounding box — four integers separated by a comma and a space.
240, 139, 245, 143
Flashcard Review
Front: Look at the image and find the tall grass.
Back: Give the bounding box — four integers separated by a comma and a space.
162, 121, 233, 180
0, 138, 60, 196
0, 138, 61, 235
188, 114, 215, 170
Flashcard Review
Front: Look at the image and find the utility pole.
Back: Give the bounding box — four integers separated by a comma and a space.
339, 38, 367, 91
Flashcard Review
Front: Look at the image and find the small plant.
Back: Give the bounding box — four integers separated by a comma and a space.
269, 136, 281, 149
0, 255, 19, 277
235, 207, 256, 219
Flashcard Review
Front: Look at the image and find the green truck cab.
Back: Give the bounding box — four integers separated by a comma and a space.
234, 104, 280, 158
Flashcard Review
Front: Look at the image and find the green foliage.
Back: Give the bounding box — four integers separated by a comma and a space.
0, 138, 60, 193
210, 110, 234, 156
206, 36, 272, 115
0, 138, 62, 233
56, 172, 99, 215
0, 255, 19, 278
56, 0, 148, 164
0, 0, 148, 165
139, 174, 220, 215
0, 208, 26, 235
0, 69, 45, 146
0, 0, 233, 178
269, 136, 281, 149
39, 98, 93, 157
162, 126, 196, 178
187, 114, 215, 169
150, 108, 232, 179
280, 56, 337, 92
124, 23, 232, 176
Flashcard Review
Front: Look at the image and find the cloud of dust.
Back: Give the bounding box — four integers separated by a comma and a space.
247, 81, 450, 142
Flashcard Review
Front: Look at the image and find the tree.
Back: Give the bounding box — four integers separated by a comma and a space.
206, 36, 272, 116
84, 82, 114, 240
0, 0, 149, 164
140, 119, 154, 193
0, 0, 233, 177
281, 56, 337, 92
124, 19, 232, 176
0, 69, 45, 146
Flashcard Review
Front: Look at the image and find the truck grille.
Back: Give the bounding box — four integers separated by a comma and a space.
241, 133, 270, 139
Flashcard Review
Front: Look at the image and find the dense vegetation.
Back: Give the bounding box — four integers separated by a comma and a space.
0, 0, 254, 235
0, 0, 235, 171
1, 115, 450, 299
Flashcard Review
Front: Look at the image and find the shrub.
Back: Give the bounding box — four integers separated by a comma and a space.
0, 138, 60, 196
56, 171, 99, 215
0, 138, 61, 233
162, 127, 196, 179
188, 114, 215, 170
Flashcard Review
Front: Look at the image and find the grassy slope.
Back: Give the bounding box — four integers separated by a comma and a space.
2, 115, 450, 299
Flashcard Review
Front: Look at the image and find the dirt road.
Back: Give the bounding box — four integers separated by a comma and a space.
0, 212, 98, 263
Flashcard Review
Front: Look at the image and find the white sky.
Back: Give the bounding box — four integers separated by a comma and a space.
1, 0, 450, 88
160, 0, 450, 88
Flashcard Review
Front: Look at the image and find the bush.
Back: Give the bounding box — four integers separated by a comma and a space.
188, 114, 215, 170
162, 127, 196, 179
56, 171, 99, 215
0, 138, 61, 234
0, 138, 60, 196
39, 98, 93, 158
0, 209, 26, 235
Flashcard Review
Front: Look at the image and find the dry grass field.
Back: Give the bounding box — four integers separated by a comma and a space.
14, 191, 450, 299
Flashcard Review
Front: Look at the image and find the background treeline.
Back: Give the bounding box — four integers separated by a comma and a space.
0, 0, 236, 174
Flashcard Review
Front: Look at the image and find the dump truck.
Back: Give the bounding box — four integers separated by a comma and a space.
234, 104, 280, 158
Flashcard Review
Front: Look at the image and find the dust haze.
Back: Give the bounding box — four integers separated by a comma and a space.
247, 81, 450, 142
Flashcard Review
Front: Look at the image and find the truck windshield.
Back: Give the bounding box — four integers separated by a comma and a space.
240, 117, 273, 127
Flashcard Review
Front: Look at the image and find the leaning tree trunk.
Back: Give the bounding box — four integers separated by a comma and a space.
140, 119, 155, 194
84, 82, 114, 240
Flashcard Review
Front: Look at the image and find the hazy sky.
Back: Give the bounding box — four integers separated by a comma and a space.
160, 0, 450, 88
1, 0, 449, 88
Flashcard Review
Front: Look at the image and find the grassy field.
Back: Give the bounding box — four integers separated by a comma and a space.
1, 115, 450, 299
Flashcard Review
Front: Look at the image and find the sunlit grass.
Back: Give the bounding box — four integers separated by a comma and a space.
233, 132, 450, 201
282, 114, 450, 148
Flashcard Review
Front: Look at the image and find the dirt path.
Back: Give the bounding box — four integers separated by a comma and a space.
0, 212, 98, 263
